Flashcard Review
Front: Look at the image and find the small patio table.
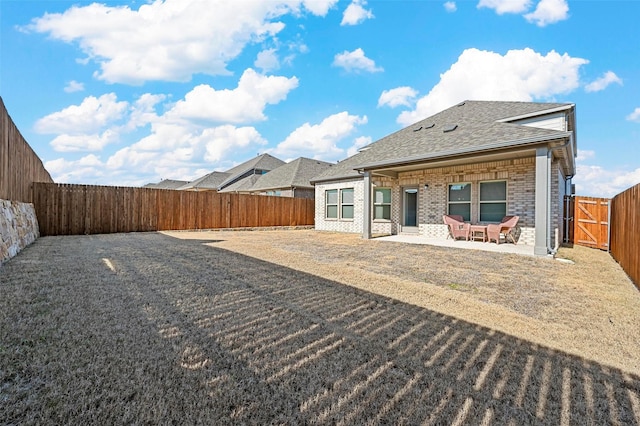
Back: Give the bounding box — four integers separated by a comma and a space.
469, 225, 487, 242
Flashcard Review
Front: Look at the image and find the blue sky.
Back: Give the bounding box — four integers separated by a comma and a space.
1, 0, 639, 197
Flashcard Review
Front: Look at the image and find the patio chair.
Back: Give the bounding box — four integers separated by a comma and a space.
443, 214, 470, 241
487, 216, 519, 244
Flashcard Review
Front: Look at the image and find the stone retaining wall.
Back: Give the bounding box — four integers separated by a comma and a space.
0, 199, 40, 265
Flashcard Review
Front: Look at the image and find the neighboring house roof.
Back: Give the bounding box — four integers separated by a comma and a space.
312, 100, 575, 183
177, 171, 230, 191
143, 179, 189, 189
218, 153, 286, 190
250, 157, 333, 191
218, 174, 261, 193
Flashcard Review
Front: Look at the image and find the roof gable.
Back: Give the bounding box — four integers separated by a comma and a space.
219, 153, 285, 189
223, 153, 285, 176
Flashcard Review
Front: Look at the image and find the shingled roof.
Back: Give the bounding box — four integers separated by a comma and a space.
218, 174, 261, 193
251, 157, 333, 191
223, 153, 285, 178
218, 153, 286, 190
177, 171, 230, 191
312, 100, 574, 182
142, 179, 189, 189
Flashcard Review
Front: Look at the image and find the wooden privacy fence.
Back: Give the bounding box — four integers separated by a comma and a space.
609, 183, 639, 290
0, 97, 53, 202
33, 183, 315, 236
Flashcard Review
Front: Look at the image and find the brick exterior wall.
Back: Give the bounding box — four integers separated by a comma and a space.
314, 178, 364, 233
314, 156, 567, 247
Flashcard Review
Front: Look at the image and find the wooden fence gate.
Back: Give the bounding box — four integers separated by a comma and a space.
566, 195, 610, 250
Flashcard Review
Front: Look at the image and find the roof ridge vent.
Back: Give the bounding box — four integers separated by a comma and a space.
443, 124, 458, 133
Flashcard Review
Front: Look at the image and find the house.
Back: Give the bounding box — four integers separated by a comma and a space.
216, 153, 285, 193
176, 171, 230, 191
142, 179, 189, 189
175, 154, 330, 199
310, 101, 577, 256
154, 153, 284, 193
249, 157, 333, 199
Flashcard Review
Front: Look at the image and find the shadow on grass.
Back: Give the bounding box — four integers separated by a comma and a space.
2, 232, 639, 424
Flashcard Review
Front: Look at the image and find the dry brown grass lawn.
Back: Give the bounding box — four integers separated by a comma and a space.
1, 230, 639, 424
172, 229, 640, 376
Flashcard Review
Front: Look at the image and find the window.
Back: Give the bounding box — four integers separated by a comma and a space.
341, 188, 354, 219
374, 188, 391, 220
448, 183, 471, 222
326, 189, 338, 219
480, 181, 507, 222
325, 188, 354, 220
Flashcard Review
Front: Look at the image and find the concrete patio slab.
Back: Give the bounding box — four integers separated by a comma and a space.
374, 234, 537, 256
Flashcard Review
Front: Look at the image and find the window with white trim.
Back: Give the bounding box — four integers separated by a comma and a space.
448, 183, 471, 222
325, 188, 354, 220
479, 181, 507, 222
341, 188, 354, 219
325, 189, 338, 219
374, 188, 391, 220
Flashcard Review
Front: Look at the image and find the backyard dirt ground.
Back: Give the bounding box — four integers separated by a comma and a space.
1, 230, 639, 424
167, 229, 640, 376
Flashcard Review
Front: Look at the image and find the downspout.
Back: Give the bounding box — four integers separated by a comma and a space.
546, 135, 573, 255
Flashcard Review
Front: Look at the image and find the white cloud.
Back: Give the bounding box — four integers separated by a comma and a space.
341, 0, 374, 26
44, 155, 107, 184
35, 93, 128, 135
585, 71, 623, 93
333, 48, 383, 73
255, 48, 280, 72
397, 48, 588, 126
444, 2, 457, 12
202, 125, 267, 163
378, 87, 418, 108
40, 67, 300, 183
28, 0, 336, 85
573, 149, 640, 197
525, 0, 569, 26
575, 164, 640, 198
627, 107, 640, 122
64, 80, 84, 93
50, 130, 119, 152
477, 0, 531, 14
478, 0, 569, 26
101, 122, 267, 185
347, 136, 372, 157
575, 149, 595, 162
273, 111, 367, 160
301, 0, 339, 16
126, 93, 166, 131
168, 69, 298, 124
